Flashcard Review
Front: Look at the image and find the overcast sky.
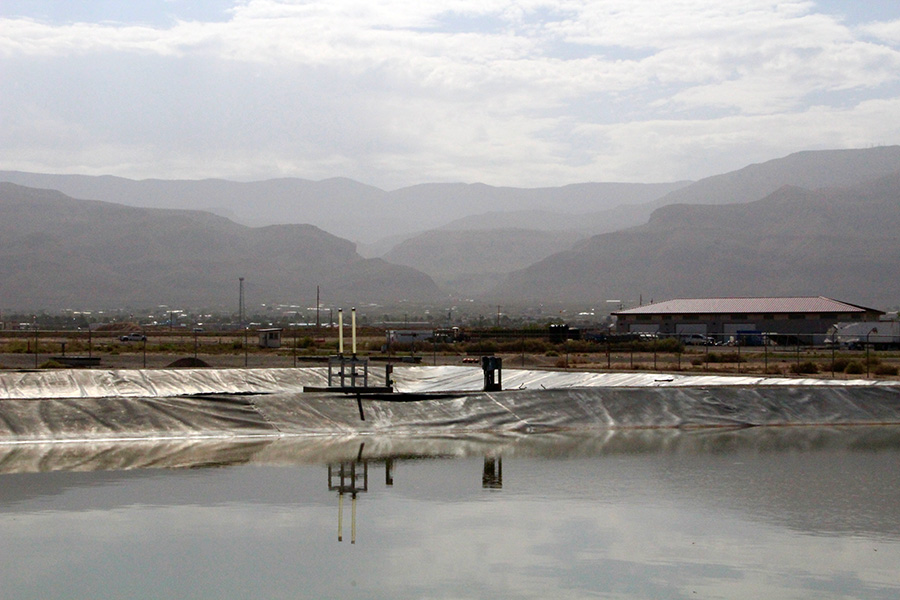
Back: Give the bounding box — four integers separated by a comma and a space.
2, 0, 900, 189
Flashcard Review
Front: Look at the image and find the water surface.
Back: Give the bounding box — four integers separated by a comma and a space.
1, 427, 899, 599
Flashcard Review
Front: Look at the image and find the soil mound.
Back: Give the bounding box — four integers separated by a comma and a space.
166, 357, 211, 368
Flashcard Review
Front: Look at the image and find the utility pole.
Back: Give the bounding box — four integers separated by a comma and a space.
239, 277, 245, 326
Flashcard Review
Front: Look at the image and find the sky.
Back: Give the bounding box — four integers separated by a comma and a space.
2, 0, 900, 190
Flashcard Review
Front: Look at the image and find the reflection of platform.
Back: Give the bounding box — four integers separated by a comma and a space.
329, 460, 368, 544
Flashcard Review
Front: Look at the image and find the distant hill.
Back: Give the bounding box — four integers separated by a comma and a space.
0, 172, 687, 244
383, 228, 586, 297
0, 183, 440, 310
650, 145, 900, 208
489, 171, 900, 309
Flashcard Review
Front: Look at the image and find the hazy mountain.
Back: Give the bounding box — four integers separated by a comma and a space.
424, 146, 900, 241
650, 145, 900, 208
0, 184, 440, 310
0, 172, 686, 244
383, 228, 586, 297
489, 171, 900, 309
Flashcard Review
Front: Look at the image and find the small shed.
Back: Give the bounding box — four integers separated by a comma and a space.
258, 328, 283, 349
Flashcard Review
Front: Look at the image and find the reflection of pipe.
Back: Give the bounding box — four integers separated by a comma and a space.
351, 493, 357, 544
338, 309, 344, 355
482, 456, 503, 489
338, 492, 344, 542
351, 307, 357, 356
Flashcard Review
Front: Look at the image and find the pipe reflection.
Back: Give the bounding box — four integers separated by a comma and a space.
328, 460, 367, 544
327, 445, 504, 542
482, 456, 502, 489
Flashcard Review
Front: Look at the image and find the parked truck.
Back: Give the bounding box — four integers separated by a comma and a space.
826, 321, 900, 350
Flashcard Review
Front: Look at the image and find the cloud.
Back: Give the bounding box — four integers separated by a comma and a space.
1, 0, 900, 187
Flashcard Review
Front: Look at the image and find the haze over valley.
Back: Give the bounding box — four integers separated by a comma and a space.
2, 146, 899, 312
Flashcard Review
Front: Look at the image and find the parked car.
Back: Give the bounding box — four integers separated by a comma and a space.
119, 332, 147, 342
682, 333, 713, 346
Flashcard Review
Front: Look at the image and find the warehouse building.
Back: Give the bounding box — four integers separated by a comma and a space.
612, 297, 883, 344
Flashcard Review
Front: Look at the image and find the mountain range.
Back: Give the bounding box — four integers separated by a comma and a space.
2, 145, 899, 311
0, 184, 440, 310
490, 171, 900, 309
0, 171, 686, 245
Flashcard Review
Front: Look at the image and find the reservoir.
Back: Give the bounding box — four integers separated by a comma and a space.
1, 366, 899, 598
1, 427, 900, 599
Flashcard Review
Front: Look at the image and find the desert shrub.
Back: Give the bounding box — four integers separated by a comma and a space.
39, 359, 66, 369
707, 352, 744, 363
844, 361, 865, 375
866, 355, 882, 367
874, 364, 899, 376
789, 361, 819, 374
765, 366, 784, 375
650, 337, 684, 353
545, 350, 559, 357
4, 341, 30, 354
554, 358, 568, 368
828, 358, 851, 372
464, 341, 498, 354
691, 357, 704, 366
497, 339, 549, 353
563, 340, 596, 353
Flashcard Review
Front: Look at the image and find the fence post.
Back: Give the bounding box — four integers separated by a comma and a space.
831, 339, 835, 378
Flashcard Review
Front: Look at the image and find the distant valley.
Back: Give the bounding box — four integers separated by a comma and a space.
2, 145, 899, 311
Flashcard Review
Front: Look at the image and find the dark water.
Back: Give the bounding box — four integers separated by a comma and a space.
1, 427, 899, 599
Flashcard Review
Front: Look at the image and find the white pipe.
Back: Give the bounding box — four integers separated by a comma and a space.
338, 309, 344, 355
351, 307, 357, 355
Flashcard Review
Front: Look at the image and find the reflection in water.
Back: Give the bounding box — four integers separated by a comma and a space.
1, 428, 900, 598
328, 448, 368, 544
482, 456, 502, 489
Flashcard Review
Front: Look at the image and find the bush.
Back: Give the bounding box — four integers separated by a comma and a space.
828, 358, 851, 373
497, 339, 549, 353
464, 341, 498, 354
789, 361, 819, 374
707, 352, 744, 363
562, 340, 596, 353
874, 364, 899, 376
844, 361, 865, 375
650, 337, 684, 353
39, 359, 67, 369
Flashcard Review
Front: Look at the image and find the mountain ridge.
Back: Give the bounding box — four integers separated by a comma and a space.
0, 183, 441, 310
488, 170, 900, 309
